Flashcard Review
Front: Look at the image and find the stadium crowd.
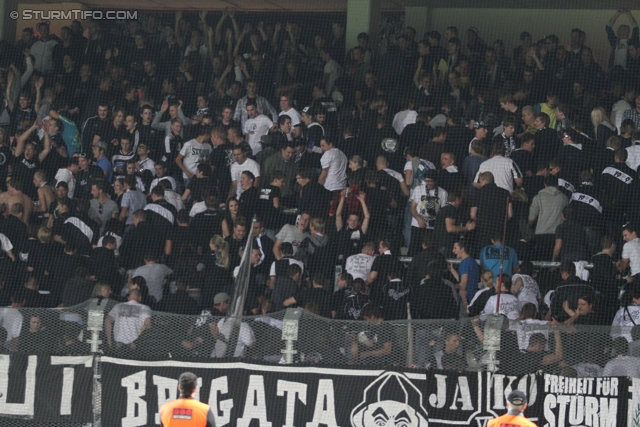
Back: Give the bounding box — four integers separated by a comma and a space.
0, 8, 640, 374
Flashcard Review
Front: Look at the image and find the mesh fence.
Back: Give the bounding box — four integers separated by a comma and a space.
9, 302, 624, 374
2, 3, 640, 426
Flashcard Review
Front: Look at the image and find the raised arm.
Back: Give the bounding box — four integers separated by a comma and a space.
214, 7, 228, 45
357, 192, 370, 235
14, 121, 39, 157
39, 130, 53, 163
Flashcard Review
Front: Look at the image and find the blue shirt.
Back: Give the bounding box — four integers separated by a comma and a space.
96, 156, 113, 182
459, 256, 480, 302
480, 243, 518, 279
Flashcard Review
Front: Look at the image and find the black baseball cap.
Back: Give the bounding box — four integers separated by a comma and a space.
507, 390, 526, 405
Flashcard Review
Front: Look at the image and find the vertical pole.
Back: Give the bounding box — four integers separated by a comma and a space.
495, 197, 510, 312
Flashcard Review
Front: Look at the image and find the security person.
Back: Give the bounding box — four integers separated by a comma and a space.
160, 372, 216, 426
488, 390, 537, 427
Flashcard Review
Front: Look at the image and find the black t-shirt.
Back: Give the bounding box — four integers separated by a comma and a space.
434, 203, 459, 255
369, 254, 403, 305
11, 154, 39, 197
297, 287, 332, 318
357, 322, 393, 364
238, 186, 259, 221
555, 220, 587, 261
334, 227, 366, 259
210, 142, 233, 195
187, 176, 217, 203
41, 134, 68, 180
510, 148, 535, 176
96, 122, 124, 158
0, 145, 11, 192
258, 185, 282, 230
382, 279, 412, 320
190, 210, 223, 250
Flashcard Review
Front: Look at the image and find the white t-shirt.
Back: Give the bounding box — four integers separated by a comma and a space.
0, 233, 13, 255
474, 156, 523, 194
243, 115, 273, 156
213, 319, 256, 357
180, 139, 213, 176
345, 253, 376, 280
626, 145, 640, 171
392, 110, 418, 135
410, 185, 448, 228
280, 108, 302, 141
320, 148, 348, 191
0, 307, 22, 342
611, 304, 640, 342
622, 238, 640, 276
55, 168, 76, 198
512, 274, 541, 309
108, 300, 151, 345
510, 319, 549, 351
603, 355, 640, 377
323, 60, 342, 93
230, 159, 260, 198
482, 293, 521, 320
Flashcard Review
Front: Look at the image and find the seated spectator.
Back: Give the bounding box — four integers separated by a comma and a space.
511, 303, 548, 351
603, 337, 640, 377
209, 293, 255, 357
428, 330, 464, 370
348, 305, 392, 364
611, 284, 640, 342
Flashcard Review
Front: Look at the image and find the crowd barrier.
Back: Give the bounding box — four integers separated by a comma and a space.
0, 302, 634, 426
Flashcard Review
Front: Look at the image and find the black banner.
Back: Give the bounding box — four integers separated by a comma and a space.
101, 357, 629, 427
0, 354, 93, 423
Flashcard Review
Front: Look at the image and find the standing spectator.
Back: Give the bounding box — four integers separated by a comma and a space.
552, 206, 587, 262
130, 253, 173, 303
619, 223, 640, 281
175, 125, 213, 186
233, 80, 277, 128
119, 175, 147, 230
409, 170, 447, 256
30, 22, 58, 74
273, 213, 310, 259
89, 180, 119, 235
528, 175, 569, 261
622, 94, 640, 129
474, 142, 523, 194
434, 190, 475, 256
606, 9, 639, 70
345, 242, 376, 282
104, 289, 151, 349
480, 234, 519, 279
449, 240, 480, 311
482, 276, 521, 320
318, 137, 348, 192
229, 145, 260, 199
471, 171, 511, 251
243, 100, 273, 156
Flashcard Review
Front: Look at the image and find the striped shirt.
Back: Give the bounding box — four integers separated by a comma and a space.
474, 155, 523, 193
